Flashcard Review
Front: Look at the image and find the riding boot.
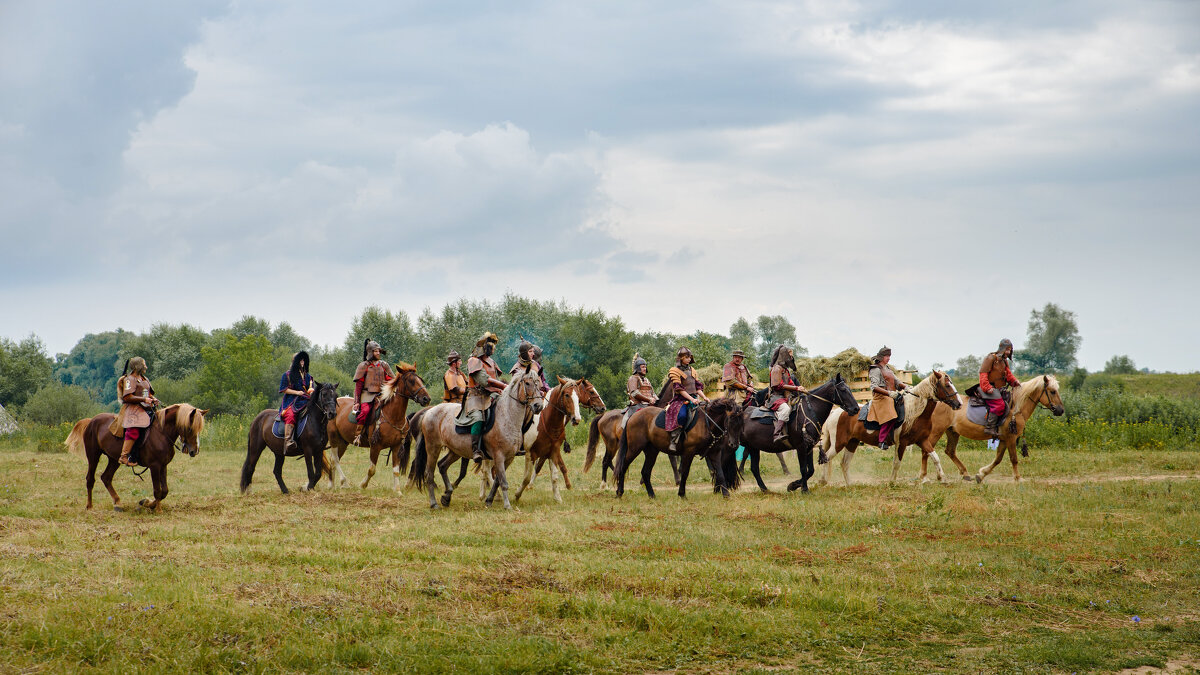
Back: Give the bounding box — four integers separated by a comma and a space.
471, 432, 490, 463
283, 423, 296, 452
353, 424, 365, 446
668, 428, 683, 453
772, 420, 790, 447
983, 412, 1000, 438
119, 438, 137, 467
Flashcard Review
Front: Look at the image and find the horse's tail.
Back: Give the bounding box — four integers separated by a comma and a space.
407, 432, 428, 490
397, 409, 424, 474
583, 415, 602, 474
64, 418, 91, 458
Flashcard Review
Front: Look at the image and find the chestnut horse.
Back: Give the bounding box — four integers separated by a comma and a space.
923, 374, 1064, 484
241, 381, 339, 494
614, 397, 743, 499
409, 366, 545, 509
65, 404, 208, 512
513, 376, 606, 504
323, 363, 431, 495
816, 370, 961, 486
737, 374, 860, 493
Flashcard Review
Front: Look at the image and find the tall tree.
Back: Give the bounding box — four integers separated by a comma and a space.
753, 315, 804, 368
124, 323, 209, 381
1018, 303, 1081, 372
53, 329, 135, 402
195, 334, 275, 415
955, 354, 981, 378
1103, 354, 1137, 375
0, 335, 54, 408
270, 322, 310, 353
340, 306, 419, 374
728, 317, 755, 357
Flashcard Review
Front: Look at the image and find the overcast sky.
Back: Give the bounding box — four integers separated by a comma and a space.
2, 1, 1198, 372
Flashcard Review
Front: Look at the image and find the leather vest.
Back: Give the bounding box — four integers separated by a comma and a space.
364, 361, 390, 393
443, 369, 468, 403
627, 374, 654, 403
982, 353, 1011, 389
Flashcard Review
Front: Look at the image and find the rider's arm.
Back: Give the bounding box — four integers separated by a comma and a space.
978, 354, 996, 393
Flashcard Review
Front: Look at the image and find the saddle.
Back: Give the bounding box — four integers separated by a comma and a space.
748, 407, 776, 425
654, 406, 700, 432
454, 399, 497, 435
962, 385, 1012, 427
857, 395, 906, 432
271, 412, 309, 439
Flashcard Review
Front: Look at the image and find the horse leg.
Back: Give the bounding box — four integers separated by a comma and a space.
668, 454, 681, 486
139, 465, 167, 511
272, 451, 289, 494
452, 457, 468, 489
498, 458, 512, 509
976, 441, 1006, 484
240, 430, 266, 494
615, 442, 641, 499
944, 429, 971, 481
776, 450, 791, 476
85, 450, 100, 510
818, 446, 834, 486
1008, 442, 1022, 484
710, 451, 732, 498
840, 447, 855, 487
361, 445, 380, 489
799, 448, 815, 492
676, 454, 695, 498
640, 448, 659, 499
426, 444, 443, 509
479, 460, 492, 501
437, 454, 454, 503
749, 447, 768, 492
391, 445, 405, 496
100, 455, 122, 511
890, 444, 904, 484
513, 453, 537, 504
326, 443, 349, 489
553, 449, 571, 492
302, 451, 316, 492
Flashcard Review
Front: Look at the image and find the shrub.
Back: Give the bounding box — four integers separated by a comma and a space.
16, 383, 104, 426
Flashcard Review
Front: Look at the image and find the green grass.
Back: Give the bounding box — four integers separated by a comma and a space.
1, 419, 1199, 673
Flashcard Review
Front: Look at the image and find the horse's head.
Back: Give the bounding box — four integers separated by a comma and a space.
706, 398, 743, 450
575, 377, 606, 415
316, 381, 339, 418
1039, 375, 1065, 416
554, 375, 584, 425
512, 367, 544, 413
830, 373, 861, 415
930, 370, 962, 409
395, 363, 432, 406
169, 404, 208, 457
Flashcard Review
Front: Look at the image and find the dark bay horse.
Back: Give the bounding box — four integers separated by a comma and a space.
241, 381, 339, 494
738, 374, 859, 494
614, 397, 743, 499
323, 363, 431, 495
514, 376, 606, 504
585, 408, 682, 489
65, 404, 208, 512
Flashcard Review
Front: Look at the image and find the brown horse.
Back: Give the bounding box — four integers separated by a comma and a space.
924, 374, 1065, 484
584, 409, 681, 489
65, 404, 208, 512
513, 376, 606, 504
241, 381, 340, 494
817, 370, 961, 486
614, 397, 743, 499
409, 366, 545, 509
323, 362, 431, 495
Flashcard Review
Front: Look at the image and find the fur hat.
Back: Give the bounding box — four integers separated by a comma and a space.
446, 350, 461, 365
873, 346, 892, 363
475, 332, 499, 348
363, 339, 386, 361
769, 345, 794, 369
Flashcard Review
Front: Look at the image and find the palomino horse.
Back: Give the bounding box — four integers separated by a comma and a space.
409, 366, 544, 509
241, 381, 339, 494
817, 371, 961, 486
614, 397, 743, 499
513, 376, 606, 504
926, 374, 1064, 484
737, 374, 860, 493
65, 404, 208, 512
323, 363, 431, 495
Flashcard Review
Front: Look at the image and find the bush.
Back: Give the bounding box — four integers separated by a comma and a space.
1081, 373, 1125, 393
1026, 387, 1200, 449
16, 383, 105, 426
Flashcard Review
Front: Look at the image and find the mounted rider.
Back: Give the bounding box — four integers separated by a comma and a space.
352, 339, 394, 446
768, 345, 807, 446
457, 332, 507, 462
510, 338, 550, 394
278, 350, 315, 451
867, 346, 908, 451
721, 349, 755, 405
111, 356, 158, 467
622, 353, 656, 430
442, 351, 468, 405
666, 346, 710, 452
978, 338, 1022, 438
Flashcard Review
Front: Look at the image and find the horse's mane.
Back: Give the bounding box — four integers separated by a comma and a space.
900, 372, 940, 432
1013, 374, 1058, 412
378, 362, 418, 404
161, 403, 205, 437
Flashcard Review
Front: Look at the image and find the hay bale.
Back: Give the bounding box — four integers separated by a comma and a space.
793, 348, 872, 387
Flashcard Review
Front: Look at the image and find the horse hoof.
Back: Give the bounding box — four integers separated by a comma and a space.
440, 495, 451, 507
961, 475, 973, 482
113, 506, 124, 513
430, 503, 440, 510
974, 475, 983, 484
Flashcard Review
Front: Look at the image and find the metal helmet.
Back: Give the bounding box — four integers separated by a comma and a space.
446, 350, 461, 365
363, 339, 386, 360
997, 338, 1013, 353
632, 352, 647, 374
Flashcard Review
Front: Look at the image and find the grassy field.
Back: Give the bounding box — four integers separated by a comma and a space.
1, 418, 1199, 673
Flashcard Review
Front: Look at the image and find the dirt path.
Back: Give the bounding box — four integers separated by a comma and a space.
756, 472, 1200, 491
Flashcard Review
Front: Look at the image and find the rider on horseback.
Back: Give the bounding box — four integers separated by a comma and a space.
768, 345, 807, 446
510, 338, 550, 394
442, 351, 468, 405
353, 339, 394, 446
867, 346, 907, 451
278, 351, 314, 452
666, 346, 710, 452
113, 356, 157, 467
721, 349, 755, 405
979, 338, 1021, 439
457, 332, 506, 463
622, 353, 656, 430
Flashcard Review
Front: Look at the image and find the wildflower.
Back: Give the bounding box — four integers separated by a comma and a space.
1132, 616, 1141, 623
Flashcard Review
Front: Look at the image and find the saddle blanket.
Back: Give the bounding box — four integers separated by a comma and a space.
655, 406, 699, 432
271, 414, 309, 439
966, 401, 989, 426
748, 407, 776, 425
857, 396, 906, 432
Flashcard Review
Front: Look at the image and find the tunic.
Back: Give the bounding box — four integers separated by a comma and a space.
278, 372, 314, 413
866, 364, 899, 424
664, 365, 701, 432
768, 365, 795, 411
457, 355, 503, 425
979, 353, 1020, 398
353, 359, 394, 404
721, 361, 753, 401
443, 368, 469, 404
626, 374, 655, 406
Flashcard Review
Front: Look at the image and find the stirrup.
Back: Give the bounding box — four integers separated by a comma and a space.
119, 452, 137, 467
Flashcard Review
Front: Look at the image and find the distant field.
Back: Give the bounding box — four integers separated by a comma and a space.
1, 418, 1198, 673
1116, 372, 1200, 399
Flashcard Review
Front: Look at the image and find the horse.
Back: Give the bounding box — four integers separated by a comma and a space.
583, 386, 686, 489
816, 370, 961, 486
241, 381, 339, 494
408, 366, 545, 509
613, 396, 743, 499
736, 374, 860, 493
323, 363, 432, 495
513, 376, 606, 504
925, 374, 1064, 484
64, 404, 208, 512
